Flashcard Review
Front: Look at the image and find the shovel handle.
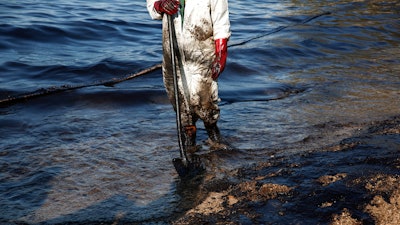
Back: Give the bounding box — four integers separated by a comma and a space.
168, 15, 188, 165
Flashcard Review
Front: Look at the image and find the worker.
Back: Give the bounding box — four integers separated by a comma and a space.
146, 0, 231, 152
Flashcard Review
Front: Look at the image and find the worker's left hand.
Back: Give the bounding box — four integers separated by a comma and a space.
211, 39, 228, 80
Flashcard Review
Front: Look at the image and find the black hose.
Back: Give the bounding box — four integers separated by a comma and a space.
229, 11, 331, 48
0, 64, 161, 107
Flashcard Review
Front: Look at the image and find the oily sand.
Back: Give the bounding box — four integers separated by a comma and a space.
172, 115, 400, 224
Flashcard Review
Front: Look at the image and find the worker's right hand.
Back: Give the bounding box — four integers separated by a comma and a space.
154, 0, 179, 15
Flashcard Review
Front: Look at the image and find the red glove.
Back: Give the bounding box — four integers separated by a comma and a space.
154, 0, 179, 15
211, 38, 228, 80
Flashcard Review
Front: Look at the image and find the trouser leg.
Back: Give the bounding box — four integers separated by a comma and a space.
183, 124, 197, 153
182, 114, 199, 153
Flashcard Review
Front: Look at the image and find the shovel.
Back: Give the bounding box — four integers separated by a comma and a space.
167, 15, 204, 178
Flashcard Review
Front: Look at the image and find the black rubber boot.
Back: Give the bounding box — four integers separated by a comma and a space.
204, 123, 222, 143
204, 123, 231, 150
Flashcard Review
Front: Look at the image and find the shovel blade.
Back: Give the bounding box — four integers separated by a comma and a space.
172, 156, 205, 178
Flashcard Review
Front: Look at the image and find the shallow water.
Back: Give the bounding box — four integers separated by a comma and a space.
0, 0, 399, 223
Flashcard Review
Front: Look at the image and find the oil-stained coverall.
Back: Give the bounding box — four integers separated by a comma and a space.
147, 0, 231, 151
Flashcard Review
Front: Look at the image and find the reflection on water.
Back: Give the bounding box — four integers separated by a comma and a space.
0, 0, 399, 223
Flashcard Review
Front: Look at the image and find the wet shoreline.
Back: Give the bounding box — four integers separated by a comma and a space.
12, 114, 399, 224
172, 115, 400, 225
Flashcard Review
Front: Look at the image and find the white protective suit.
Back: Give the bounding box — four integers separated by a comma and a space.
147, 0, 231, 127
